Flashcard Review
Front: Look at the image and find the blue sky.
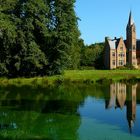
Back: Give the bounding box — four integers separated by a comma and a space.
75, 0, 140, 45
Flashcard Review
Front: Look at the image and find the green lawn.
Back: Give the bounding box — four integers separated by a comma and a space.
0, 70, 140, 86
64, 70, 140, 81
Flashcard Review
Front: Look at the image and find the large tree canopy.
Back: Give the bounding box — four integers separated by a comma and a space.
0, 0, 80, 77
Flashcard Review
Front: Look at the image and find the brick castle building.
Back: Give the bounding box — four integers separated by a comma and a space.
104, 12, 140, 69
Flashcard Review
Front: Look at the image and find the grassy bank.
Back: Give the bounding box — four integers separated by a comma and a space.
0, 70, 140, 86
64, 70, 140, 81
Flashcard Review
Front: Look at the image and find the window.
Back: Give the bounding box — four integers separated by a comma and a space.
120, 46, 123, 51
119, 53, 125, 57
133, 45, 136, 50
112, 60, 115, 65
119, 60, 124, 66
112, 52, 115, 57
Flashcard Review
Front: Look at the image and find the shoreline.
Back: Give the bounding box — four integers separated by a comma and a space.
0, 70, 140, 86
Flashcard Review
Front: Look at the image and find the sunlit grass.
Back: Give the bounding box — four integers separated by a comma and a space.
0, 70, 140, 86
64, 70, 140, 80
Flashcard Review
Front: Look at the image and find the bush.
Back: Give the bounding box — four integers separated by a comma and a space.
79, 66, 95, 70
54, 77, 64, 85
83, 79, 94, 84
120, 76, 140, 84
0, 63, 8, 76
96, 78, 112, 84
116, 65, 136, 70
41, 78, 49, 86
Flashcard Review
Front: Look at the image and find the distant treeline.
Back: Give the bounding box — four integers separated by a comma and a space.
80, 40, 104, 69
0, 0, 104, 77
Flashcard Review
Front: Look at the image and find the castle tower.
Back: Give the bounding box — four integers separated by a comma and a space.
126, 11, 137, 67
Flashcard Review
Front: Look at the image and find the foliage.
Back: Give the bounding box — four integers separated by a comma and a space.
45, 0, 80, 75
80, 43, 104, 69
0, 0, 80, 77
116, 64, 136, 70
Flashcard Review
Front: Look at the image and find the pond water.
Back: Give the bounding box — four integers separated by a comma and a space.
0, 83, 140, 139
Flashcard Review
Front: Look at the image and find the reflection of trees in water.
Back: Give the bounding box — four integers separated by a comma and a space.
0, 85, 84, 139
0, 110, 81, 139
0, 83, 111, 139
0, 83, 139, 138
106, 83, 137, 133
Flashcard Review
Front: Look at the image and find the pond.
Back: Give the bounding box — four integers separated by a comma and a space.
0, 82, 140, 139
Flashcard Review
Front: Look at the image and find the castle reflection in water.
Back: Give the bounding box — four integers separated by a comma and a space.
105, 83, 137, 133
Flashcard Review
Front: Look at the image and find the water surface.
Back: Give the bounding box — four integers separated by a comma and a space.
0, 83, 140, 139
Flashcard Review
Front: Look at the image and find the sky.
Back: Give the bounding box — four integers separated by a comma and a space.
75, 0, 140, 45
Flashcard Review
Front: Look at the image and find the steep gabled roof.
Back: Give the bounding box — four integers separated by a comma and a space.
107, 38, 124, 50
124, 40, 127, 47
116, 38, 121, 48
108, 39, 116, 49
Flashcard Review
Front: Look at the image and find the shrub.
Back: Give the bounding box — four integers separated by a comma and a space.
96, 78, 112, 84
54, 77, 64, 85
83, 79, 94, 84
116, 65, 136, 70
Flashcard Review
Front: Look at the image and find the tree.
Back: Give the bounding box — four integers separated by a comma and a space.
0, 0, 80, 77
80, 43, 104, 69
0, 0, 48, 77
46, 0, 80, 75
0, 0, 17, 76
